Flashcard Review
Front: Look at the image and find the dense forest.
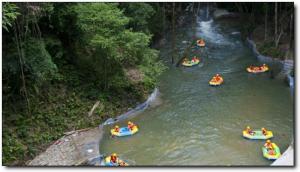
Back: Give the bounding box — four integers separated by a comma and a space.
2, 2, 294, 165
2, 2, 191, 165
218, 2, 294, 59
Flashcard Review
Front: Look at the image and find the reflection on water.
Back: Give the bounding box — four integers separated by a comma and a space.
100, 14, 293, 166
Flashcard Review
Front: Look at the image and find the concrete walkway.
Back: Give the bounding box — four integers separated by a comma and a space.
28, 126, 103, 166
271, 145, 294, 166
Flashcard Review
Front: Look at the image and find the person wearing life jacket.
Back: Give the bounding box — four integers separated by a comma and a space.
261, 127, 268, 135
110, 153, 118, 164
118, 161, 127, 166
262, 63, 267, 69
127, 121, 136, 131
183, 58, 188, 63
114, 125, 120, 133
250, 65, 254, 70
191, 57, 195, 63
192, 56, 197, 63
264, 140, 274, 150
215, 74, 221, 81
246, 126, 255, 135
199, 39, 205, 45
197, 39, 201, 45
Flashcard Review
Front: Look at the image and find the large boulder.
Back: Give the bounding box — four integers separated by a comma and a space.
213, 8, 238, 19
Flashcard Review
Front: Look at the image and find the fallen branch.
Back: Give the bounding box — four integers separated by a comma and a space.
275, 29, 284, 47
88, 101, 100, 117
63, 128, 92, 136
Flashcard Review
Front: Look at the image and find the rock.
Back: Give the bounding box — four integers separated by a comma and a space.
27, 127, 103, 166
213, 8, 239, 19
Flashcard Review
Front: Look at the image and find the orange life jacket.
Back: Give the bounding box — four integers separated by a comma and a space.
128, 124, 135, 130
111, 156, 117, 163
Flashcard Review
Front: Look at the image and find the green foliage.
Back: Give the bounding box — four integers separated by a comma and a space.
257, 41, 285, 59
3, 2, 166, 165
2, 2, 20, 32
24, 38, 58, 85
119, 3, 154, 33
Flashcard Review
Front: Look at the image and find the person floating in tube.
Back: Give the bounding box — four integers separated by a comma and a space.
246, 126, 255, 135
110, 153, 119, 165
264, 140, 275, 155
114, 125, 120, 133
261, 127, 268, 136
127, 121, 136, 131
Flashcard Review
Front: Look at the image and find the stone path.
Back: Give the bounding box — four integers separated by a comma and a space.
28, 126, 103, 166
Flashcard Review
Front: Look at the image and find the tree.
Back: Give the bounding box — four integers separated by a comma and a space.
119, 3, 154, 33
2, 3, 20, 32
264, 3, 268, 41
171, 2, 176, 64
74, 3, 163, 90
275, 2, 278, 41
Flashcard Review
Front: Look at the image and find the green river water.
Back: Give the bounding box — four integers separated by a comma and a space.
100, 14, 294, 166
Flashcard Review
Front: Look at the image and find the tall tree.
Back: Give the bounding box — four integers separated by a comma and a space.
275, 2, 278, 40
171, 2, 176, 64
264, 3, 268, 41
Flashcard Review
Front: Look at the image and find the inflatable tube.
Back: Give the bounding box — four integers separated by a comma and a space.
111, 126, 138, 137
182, 59, 200, 67
103, 156, 129, 166
209, 77, 223, 86
197, 40, 205, 47
197, 42, 205, 47
262, 143, 281, 160
247, 66, 269, 73
243, 130, 273, 140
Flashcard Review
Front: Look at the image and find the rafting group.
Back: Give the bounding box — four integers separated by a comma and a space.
102, 121, 138, 166
182, 39, 269, 87
103, 38, 273, 166
243, 126, 281, 160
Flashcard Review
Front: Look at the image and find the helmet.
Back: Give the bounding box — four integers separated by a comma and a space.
115, 125, 119, 128
267, 140, 271, 143
247, 126, 250, 129
112, 153, 117, 156
262, 127, 265, 130
216, 74, 220, 76
128, 121, 132, 124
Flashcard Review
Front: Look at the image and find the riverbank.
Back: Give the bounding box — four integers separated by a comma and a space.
28, 127, 103, 166
246, 37, 294, 166
27, 88, 159, 166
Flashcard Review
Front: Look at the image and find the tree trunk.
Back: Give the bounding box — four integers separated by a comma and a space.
162, 3, 166, 34
196, 2, 200, 16
275, 2, 278, 40
14, 21, 30, 114
275, 29, 283, 47
264, 4, 268, 41
191, 2, 194, 13
289, 12, 293, 50
104, 57, 107, 90
171, 2, 176, 64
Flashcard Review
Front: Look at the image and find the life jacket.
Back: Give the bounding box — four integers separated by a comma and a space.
264, 143, 273, 149
246, 128, 253, 134
111, 156, 117, 163
128, 124, 135, 130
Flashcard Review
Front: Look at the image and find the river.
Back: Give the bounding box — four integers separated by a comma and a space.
99, 12, 294, 166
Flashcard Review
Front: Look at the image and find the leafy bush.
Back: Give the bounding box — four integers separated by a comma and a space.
258, 41, 285, 59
